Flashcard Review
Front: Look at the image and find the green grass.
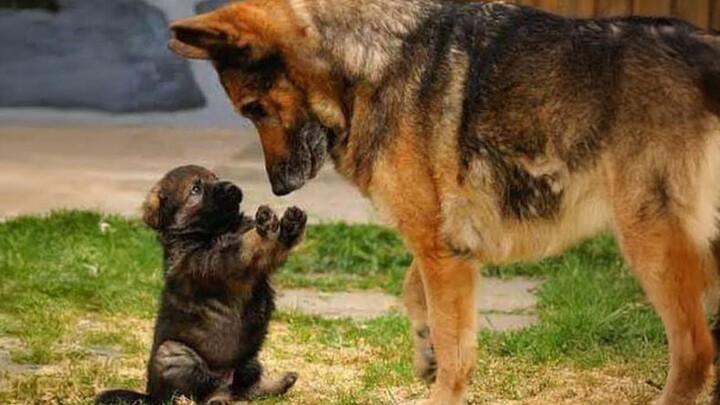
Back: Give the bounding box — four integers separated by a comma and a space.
0, 211, 670, 404
280, 223, 411, 294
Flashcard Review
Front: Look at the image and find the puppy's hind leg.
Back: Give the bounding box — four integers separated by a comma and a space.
231, 358, 298, 399
150, 341, 232, 404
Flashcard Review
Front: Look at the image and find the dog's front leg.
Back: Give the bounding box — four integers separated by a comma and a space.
414, 252, 478, 405
404, 259, 437, 383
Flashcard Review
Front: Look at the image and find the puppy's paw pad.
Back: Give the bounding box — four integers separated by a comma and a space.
279, 207, 307, 247
255, 205, 279, 237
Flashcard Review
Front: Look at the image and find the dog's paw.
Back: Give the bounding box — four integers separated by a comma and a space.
413, 327, 437, 383
279, 372, 298, 393
255, 205, 280, 238
205, 392, 233, 405
279, 207, 307, 247
416, 345, 437, 383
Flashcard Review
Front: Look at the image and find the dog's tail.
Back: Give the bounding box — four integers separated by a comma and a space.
94, 389, 153, 405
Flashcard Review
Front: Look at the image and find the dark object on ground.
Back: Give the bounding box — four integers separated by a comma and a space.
0, 0, 205, 113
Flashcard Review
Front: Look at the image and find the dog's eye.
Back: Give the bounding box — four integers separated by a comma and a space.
240, 101, 267, 120
190, 184, 202, 196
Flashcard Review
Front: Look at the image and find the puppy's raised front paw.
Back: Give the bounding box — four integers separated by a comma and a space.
279, 207, 307, 247
255, 205, 279, 238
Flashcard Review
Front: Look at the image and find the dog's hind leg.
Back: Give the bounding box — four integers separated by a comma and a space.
416, 254, 478, 404
230, 357, 297, 399
708, 239, 720, 405
150, 341, 232, 404
613, 208, 714, 404
403, 259, 437, 383
247, 373, 298, 398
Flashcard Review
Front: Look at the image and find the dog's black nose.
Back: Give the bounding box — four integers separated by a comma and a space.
214, 181, 243, 204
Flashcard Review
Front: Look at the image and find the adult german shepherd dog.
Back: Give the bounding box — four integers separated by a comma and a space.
168, 1, 720, 403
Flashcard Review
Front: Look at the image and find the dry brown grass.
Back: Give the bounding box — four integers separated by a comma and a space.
0, 311, 696, 405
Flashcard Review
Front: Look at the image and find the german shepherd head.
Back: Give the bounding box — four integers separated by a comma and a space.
168, 2, 346, 196
143, 165, 245, 235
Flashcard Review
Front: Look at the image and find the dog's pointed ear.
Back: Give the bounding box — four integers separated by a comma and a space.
168, 6, 277, 62
168, 14, 229, 60
142, 185, 164, 230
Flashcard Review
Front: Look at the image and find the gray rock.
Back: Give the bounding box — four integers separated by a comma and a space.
195, 0, 231, 14
0, 0, 206, 113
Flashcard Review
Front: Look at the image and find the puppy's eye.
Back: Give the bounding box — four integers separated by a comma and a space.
190, 184, 202, 196
240, 101, 267, 120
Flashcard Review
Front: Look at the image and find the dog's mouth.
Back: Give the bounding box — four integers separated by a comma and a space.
269, 121, 333, 196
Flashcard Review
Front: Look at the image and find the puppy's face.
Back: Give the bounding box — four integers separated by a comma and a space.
143, 165, 243, 235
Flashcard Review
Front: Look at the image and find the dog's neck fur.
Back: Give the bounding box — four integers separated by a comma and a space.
287, 0, 441, 83
284, 0, 434, 189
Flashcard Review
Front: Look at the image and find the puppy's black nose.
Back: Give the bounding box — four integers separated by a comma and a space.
214, 181, 243, 204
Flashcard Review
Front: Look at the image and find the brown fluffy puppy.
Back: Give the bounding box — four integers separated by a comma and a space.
96, 165, 305, 405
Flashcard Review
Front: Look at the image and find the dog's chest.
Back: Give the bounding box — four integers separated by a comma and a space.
441, 167, 612, 262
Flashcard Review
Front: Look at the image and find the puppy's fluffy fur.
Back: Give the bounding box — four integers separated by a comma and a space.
96, 165, 305, 405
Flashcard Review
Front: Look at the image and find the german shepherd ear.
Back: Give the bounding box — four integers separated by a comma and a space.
169, 15, 229, 60
169, 9, 275, 62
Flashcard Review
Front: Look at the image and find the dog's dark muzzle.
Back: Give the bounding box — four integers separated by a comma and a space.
268, 162, 307, 196
267, 120, 331, 197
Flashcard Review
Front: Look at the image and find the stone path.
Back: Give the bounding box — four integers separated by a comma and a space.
0, 277, 542, 375
0, 124, 542, 378
0, 337, 42, 374
277, 277, 542, 331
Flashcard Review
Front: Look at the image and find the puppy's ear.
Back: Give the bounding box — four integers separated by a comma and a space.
168, 5, 276, 61
142, 185, 164, 230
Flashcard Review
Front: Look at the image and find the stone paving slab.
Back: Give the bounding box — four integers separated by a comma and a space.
277, 277, 543, 331
476, 277, 541, 313
0, 337, 42, 374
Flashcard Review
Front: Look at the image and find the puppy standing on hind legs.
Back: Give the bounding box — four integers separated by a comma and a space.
95, 165, 304, 405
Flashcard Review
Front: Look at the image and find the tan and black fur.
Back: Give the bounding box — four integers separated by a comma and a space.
95, 165, 304, 405
168, 2, 720, 404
